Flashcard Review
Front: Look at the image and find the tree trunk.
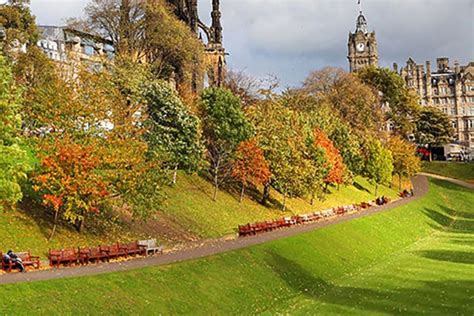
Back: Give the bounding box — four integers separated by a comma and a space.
172, 164, 178, 185
398, 174, 402, 191
76, 210, 85, 233
212, 159, 220, 201
48, 209, 60, 241
239, 183, 245, 203
261, 183, 270, 205
282, 192, 287, 211
375, 183, 379, 197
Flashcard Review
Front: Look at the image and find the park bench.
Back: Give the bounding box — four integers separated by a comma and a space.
118, 241, 147, 257
1, 251, 40, 272
138, 239, 164, 256
49, 248, 78, 268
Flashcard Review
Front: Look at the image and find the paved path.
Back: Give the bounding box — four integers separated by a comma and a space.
0, 176, 430, 285
419, 172, 474, 190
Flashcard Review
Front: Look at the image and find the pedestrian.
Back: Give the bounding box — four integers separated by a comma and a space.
6, 250, 26, 272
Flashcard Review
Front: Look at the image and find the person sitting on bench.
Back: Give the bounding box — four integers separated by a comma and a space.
5, 250, 26, 272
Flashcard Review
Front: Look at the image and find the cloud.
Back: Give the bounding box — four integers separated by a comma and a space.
23, 0, 474, 88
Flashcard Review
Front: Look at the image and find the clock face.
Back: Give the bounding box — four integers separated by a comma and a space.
356, 43, 365, 52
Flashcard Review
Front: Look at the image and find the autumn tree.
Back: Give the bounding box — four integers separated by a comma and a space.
224, 69, 260, 108
33, 136, 108, 239
0, 0, 39, 56
313, 128, 346, 188
303, 68, 384, 134
232, 139, 271, 202
363, 138, 394, 196
388, 136, 421, 190
200, 87, 253, 201
78, 0, 205, 88
358, 66, 421, 136
0, 53, 30, 211
144, 80, 203, 184
415, 106, 455, 161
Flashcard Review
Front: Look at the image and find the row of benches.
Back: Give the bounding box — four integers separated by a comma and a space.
238, 200, 384, 237
1, 251, 41, 272
48, 239, 163, 268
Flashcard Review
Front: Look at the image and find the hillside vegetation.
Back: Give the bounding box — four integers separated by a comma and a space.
422, 161, 474, 182
1, 179, 472, 314
1, 172, 401, 257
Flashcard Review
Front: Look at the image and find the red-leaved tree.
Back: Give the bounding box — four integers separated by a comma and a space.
313, 128, 345, 187
232, 139, 271, 203
33, 136, 109, 240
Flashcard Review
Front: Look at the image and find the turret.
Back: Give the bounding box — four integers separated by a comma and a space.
210, 0, 223, 45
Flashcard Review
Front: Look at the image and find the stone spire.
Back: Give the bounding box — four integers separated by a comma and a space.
210, 0, 223, 45
355, 0, 368, 34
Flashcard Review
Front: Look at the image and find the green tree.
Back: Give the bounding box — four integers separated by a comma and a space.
144, 80, 203, 184
200, 87, 253, 201
358, 66, 421, 136
0, 54, 30, 211
330, 123, 364, 177
363, 138, 393, 196
415, 106, 455, 161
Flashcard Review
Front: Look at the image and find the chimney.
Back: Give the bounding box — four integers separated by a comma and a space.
426, 61, 431, 74
437, 57, 449, 72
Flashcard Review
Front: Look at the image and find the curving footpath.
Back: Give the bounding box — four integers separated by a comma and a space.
0, 175, 433, 285
419, 172, 474, 190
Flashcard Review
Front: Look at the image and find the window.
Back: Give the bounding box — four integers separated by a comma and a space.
440, 98, 446, 104
451, 107, 456, 115
83, 45, 95, 56
433, 88, 439, 95
469, 85, 474, 91
470, 97, 474, 103
452, 121, 457, 129
442, 108, 448, 114
470, 107, 474, 115
434, 98, 440, 104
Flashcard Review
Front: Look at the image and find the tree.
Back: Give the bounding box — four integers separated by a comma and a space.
313, 128, 346, 187
0, 53, 30, 211
0, 0, 39, 56
303, 68, 384, 134
415, 106, 455, 161
330, 123, 364, 176
144, 80, 203, 184
358, 66, 421, 136
388, 136, 421, 190
79, 0, 205, 88
223, 70, 260, 108
232, 139, 271, 202
33, 136, 108, 239
200, 87, 253, 201
363, 138, 393, 196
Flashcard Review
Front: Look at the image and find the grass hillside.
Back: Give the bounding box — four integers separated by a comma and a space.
422, 161, 474, 182
0, 173, 401, 257
0, 179, 472, 314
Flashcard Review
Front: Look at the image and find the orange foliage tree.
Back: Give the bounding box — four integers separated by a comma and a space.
313, 128, 346, 187
33, 136, 108, 240
232, 139, 271, 203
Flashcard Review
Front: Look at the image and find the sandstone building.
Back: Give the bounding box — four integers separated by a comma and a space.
37, 26, 114, 76
347, 7, 378, 73
398, 58, 474, 154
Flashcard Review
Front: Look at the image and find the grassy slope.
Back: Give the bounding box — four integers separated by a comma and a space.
161, 172, 401, 238
0, 179, 472, 315
422, 161, 474, 182
0, 173, 400, 257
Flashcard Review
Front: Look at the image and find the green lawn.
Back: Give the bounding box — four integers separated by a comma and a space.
0, 178, 472, 315
423, 161, 474, 182
1, 173, 400, 257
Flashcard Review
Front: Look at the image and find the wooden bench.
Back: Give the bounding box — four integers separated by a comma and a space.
1, 251, 41, 272
48, 248, 78, 268
138, 239, 163, 256
118, 241, 147, 257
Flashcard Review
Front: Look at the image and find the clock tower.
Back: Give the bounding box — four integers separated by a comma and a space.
348, 2, 378, 72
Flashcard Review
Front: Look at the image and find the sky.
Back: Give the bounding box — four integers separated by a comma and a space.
6, 0, 474, 88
